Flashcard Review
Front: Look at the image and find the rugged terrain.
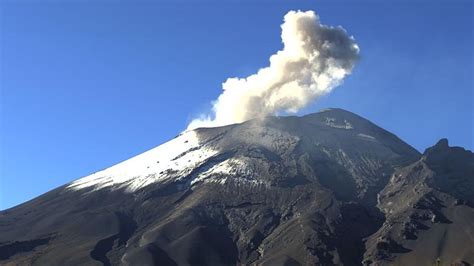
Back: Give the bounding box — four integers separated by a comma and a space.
0, 108, 472, 265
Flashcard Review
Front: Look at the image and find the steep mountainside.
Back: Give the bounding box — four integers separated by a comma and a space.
1, 108, 472, 265
364, 139, 474, 265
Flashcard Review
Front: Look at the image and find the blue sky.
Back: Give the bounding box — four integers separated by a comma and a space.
1, 0, 472, 210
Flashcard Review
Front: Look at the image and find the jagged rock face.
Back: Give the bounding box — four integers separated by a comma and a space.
364, 139, 474, 265
0, 108, 472, 266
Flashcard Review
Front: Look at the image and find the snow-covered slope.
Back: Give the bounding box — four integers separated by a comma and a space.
67, 131, 219, 192
67, 108, 420, 199
3, 109, 471, 266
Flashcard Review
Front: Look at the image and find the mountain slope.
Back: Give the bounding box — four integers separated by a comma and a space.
364, 139, 474, 265
1, 108, 472, 265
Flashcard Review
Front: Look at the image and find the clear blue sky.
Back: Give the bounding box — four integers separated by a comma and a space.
1, 0, 472, 210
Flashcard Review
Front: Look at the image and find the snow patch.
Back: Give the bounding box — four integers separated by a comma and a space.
325, 117, 353, 129
190, 158, 261, 186
357, 133, 376, 140
318, 108, 334, 113
67, 131, 219, 192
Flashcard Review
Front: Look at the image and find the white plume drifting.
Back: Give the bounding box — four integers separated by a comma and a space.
188, 10, 359, 130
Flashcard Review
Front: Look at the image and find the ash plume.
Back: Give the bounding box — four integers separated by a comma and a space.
188, 10, 359, 129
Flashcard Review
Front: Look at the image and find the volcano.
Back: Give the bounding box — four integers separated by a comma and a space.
1, 108, 473, 265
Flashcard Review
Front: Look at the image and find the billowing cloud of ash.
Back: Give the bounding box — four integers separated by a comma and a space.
188, 10, 359, 129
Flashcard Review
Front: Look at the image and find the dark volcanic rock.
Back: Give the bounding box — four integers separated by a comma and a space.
0, 108, 472, 265
364, 139, 474, 265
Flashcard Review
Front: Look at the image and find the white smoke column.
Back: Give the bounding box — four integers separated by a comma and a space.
188, 10, 359, 129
